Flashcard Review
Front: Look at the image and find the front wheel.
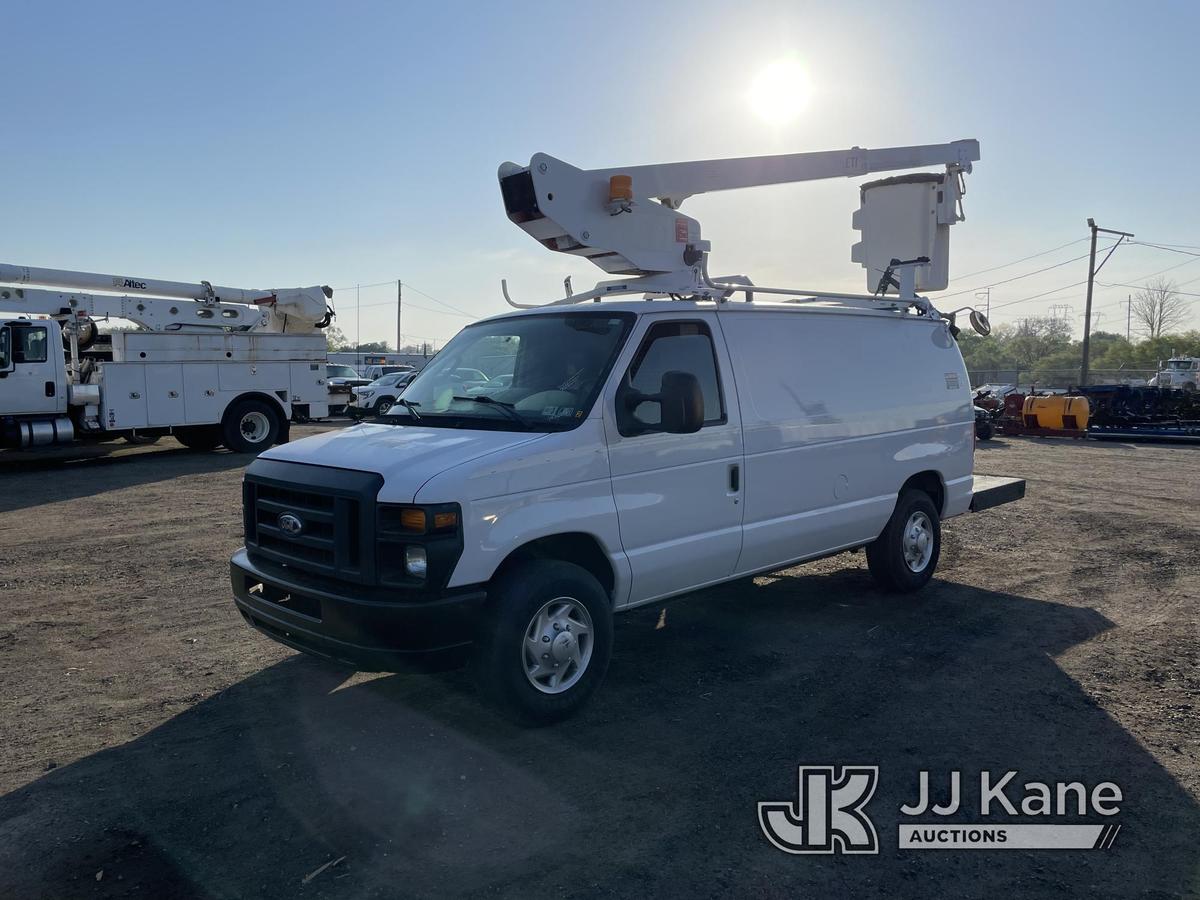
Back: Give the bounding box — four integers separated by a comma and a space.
372, 396, 395, 415
866, 489, 941, 592
221, 398, 282, 454
472, 560, 613, 724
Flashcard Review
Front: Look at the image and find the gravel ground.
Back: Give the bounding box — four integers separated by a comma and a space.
0, 430, 1197, 898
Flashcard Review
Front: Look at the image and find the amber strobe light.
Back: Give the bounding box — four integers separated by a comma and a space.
609, 174, 633, 203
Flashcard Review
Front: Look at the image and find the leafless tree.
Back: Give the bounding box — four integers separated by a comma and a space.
1131, 278, 1189, 338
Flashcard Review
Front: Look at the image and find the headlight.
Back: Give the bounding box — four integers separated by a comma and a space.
376, 503, 463, 588
359, 390, 373, 400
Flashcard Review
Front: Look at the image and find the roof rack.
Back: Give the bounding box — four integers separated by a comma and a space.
502, 257, 933, 314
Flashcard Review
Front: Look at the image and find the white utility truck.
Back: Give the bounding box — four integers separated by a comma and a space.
1154, 357, 1199, 391
0, 264, 335, 452
230, 139, 1024, 722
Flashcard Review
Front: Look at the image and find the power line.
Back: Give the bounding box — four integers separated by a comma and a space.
945, 237, 1095, 283
938, 251, 1101, 300
988, 251, 1200, 316
1127, 240, 1200, 258
402, 282, 476, 319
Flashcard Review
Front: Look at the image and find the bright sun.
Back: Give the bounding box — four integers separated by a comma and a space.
748, 59, 812, 125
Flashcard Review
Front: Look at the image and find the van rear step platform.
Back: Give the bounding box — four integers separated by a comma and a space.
970, 475, 1026, 512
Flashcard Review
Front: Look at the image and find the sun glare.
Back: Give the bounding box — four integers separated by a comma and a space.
748, 58, 812, 125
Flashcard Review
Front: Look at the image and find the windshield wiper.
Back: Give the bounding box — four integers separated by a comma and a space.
387, 398, 421, 420
451, 395, 534, 429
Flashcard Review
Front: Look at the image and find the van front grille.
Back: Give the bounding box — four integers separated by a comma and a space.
242, 459, 382, 586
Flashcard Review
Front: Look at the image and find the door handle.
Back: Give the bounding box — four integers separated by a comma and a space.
729, 463, 740, 492
44, 381, 56, 398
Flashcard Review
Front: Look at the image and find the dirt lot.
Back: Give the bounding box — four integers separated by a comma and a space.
0, 430, 1197, 898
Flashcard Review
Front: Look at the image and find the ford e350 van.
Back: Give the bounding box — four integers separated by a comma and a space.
230, 296, 1023, 722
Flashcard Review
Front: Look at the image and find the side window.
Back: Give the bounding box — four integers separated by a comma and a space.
12, 326, 48, 364
617, 321, 725, 436
0, 327, 10, 370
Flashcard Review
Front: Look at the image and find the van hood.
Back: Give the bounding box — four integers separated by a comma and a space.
260, 423, 547, 503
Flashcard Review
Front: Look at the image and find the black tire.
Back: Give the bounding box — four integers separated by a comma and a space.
372, 396, 395, 415
221, 398, 282, 454
472, 560, 613, 724
173, 424, 223, 451
976, 419, 995, 441
866, 489, 941, 593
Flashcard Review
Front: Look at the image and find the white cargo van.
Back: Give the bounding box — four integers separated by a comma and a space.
231, 298, 1023, 721
231, 137, 1023, 721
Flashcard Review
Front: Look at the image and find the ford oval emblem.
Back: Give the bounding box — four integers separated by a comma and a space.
277, 513, 304, 536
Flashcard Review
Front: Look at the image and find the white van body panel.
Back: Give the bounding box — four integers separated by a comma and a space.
250, 299, 976, 609
601, 310, 745, 605
718, 308, 973, 575
261, 421, 548, 504
415, 419, 631, 604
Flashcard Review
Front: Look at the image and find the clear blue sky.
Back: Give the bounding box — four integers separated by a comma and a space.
5, 0, 1199, 347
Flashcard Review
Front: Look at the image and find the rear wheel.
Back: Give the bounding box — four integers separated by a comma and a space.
373, 396, 395, 415
173, 424, 223, 450
866, 489, 941, 592
221, 398, 281, 453
472, 560, 613, 724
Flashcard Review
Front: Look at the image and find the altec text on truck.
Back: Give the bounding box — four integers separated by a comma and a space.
230, 138, 1024, 723
0, 264, 337, 452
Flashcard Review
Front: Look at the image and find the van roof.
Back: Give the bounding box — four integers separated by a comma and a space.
476, 295, 943, 327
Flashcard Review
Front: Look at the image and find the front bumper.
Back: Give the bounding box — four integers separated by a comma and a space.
230, 548, 486, 671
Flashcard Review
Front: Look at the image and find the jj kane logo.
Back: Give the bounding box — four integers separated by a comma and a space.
760, 766, 1122, 854
758, 766, 879, 854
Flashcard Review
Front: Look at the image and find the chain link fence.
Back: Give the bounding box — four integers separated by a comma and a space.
969, 369, 1158, 391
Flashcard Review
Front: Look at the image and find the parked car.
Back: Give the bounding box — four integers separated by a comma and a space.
233, 302, 1022, 723
348, 370, 417, 418
325, 364, 371, 415
974, 405, 995, 441
363, 364, 415, 381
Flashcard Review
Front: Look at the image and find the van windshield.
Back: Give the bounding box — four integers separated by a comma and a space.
385, 312, 634, 431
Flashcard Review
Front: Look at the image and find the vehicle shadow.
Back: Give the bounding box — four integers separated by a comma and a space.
1, 573, 1195, 899
0, 446, 249, 513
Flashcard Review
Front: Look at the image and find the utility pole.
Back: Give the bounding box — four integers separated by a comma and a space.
1081, 218, 1133, 387
1125, 294, 1131, 342
356, 283, 361, 373
975, 288, 990, 320
396, 280, 402, 354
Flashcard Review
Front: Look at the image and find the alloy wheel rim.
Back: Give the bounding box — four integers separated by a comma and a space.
522, 597, 594, 694
902, 511, 934, 572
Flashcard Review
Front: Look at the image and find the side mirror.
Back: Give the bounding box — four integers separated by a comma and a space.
621, 370, 705, 434
656, 370, 705, 434
969, 310, 991, 336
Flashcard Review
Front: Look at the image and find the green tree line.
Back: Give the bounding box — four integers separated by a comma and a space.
959, 316, 1200, 386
